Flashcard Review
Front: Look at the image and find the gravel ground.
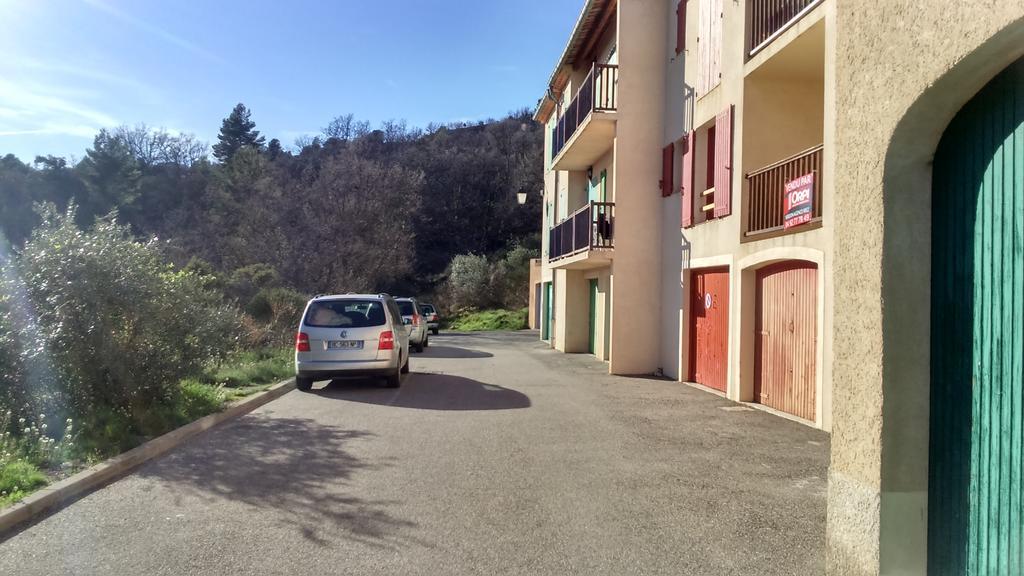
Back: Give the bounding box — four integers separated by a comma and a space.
0, 331, 829, 575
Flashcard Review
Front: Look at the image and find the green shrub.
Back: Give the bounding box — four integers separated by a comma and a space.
445, 253, 495, 310
178, 380, 226, 421
492, 244, 536, 309
3, 205, 239, 446
0, 461, 47, 505
447, 308, 528, 331
243, 287, 307, 348
206, 348, 292, 388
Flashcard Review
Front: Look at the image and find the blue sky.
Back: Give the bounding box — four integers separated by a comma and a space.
0, 0, 581, 161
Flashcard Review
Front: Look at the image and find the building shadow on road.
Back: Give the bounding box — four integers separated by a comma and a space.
135, 415, 419, 549
417, 345, 493, 359
313, 374, 530, 411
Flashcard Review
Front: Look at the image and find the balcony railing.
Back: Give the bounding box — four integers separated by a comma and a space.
548, 202, 615, 261
551, 63, 618, 161
748, 0, 822, 56
745, 144, 822, 237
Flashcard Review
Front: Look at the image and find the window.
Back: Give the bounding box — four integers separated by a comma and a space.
661, 143, 675, 197
305, 300, 387, 328
675, 0, 687, 55
397, 301, 417, 316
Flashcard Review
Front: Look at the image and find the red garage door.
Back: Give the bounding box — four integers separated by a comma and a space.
688, 267, 729, 392
754, 261, 817, 421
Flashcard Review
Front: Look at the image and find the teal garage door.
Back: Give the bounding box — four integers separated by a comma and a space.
929, 57, 1024, 574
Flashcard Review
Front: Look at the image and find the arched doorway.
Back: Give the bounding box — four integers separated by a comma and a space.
929, 56, 1024, 574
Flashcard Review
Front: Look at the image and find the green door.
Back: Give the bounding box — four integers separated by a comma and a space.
541, 282, 551, 341
929, 57, 1024, 575
588, 279, 598, 354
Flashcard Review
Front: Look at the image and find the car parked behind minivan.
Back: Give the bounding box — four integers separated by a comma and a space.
395, 297, 429, 352
295, 294, 410, 391
420, 303, 440, 335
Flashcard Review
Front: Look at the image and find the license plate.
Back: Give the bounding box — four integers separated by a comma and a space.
327, 340, 363, 350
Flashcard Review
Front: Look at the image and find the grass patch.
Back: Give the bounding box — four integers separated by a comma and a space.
0, 460, 48, 506
447, 308, 528, 331
204, 348, 292, 388
0, 347, 293, 509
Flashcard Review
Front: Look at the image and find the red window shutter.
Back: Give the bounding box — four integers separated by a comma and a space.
675, 1, 687, 55
661, 143, 674, 197
681, 131, 695, 227
713, 104, 733, 217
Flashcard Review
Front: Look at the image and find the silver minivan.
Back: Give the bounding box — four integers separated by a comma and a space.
294, 294, 410, 391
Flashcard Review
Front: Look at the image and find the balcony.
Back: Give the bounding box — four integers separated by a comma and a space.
548, 202, 614, 269
748, 0, 822, 57
550, 63, 618, 171
744, 144, 822, 239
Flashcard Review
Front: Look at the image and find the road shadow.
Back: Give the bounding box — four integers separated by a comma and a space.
136, 414, 417, 548
313, 374, 530, 411
417, 345, 492, 359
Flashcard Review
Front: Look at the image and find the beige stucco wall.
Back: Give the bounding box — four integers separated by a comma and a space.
742, 72, 824, 174
553, 268, 589, 353
828, 2, 1024, 574
607, 0, 668, 375
669, 0, 834, 433
585, 268, 612, 360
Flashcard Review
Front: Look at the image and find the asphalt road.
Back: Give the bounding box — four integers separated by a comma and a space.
0, 331, 829, 575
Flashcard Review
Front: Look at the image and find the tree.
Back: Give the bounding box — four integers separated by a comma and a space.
76, 130, 142, 225
266, 138, 283, 160
212, 103, 266, 162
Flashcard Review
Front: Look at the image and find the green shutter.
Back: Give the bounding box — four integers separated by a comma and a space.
929, 56, 1024, 575
588, 279, 598, 354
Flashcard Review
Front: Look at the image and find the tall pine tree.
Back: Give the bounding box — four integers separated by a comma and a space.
213, 103, 266, 162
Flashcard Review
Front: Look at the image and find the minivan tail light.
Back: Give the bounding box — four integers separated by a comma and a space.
413, 314, 421, 326
296, 332, 310, 352
379, 330, 395, 350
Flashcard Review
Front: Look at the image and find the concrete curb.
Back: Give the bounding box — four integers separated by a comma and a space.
0, 377, 296, 536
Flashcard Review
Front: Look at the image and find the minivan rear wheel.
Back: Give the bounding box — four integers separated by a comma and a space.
400, 354, 409, 374
296, 377, 313, 392
384, 366, 402, 388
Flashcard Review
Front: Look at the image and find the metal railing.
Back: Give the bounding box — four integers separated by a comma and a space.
748, 0, 822, 56
745, 144, 822, 236
548, 202, 615, 261
551, 63, 618, 161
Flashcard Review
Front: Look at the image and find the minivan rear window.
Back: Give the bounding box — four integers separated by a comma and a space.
397, 301, 415, 316
304, 300, 387, 328
421, 304, 436, 314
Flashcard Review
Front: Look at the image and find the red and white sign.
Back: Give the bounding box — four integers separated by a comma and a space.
783, 172, 815, 229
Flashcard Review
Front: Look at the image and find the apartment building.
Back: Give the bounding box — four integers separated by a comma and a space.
536, 1, 1024, 574
535, 0, 833, 430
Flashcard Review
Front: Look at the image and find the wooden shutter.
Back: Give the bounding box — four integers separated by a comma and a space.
713, 105, 733, 217
675, 0, 687, 55
681, 131, 695, 227
661, 143, 674, 197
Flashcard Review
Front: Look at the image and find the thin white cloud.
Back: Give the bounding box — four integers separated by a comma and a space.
9, 57, 159, 99
0, 77, 117, 140
82, 0, 224, 65
0, 125, 99, 138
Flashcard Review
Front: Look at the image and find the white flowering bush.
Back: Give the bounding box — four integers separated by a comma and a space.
0, 410, 77, 469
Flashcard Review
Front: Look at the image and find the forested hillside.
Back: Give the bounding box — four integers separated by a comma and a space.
0, 104, 543, 303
